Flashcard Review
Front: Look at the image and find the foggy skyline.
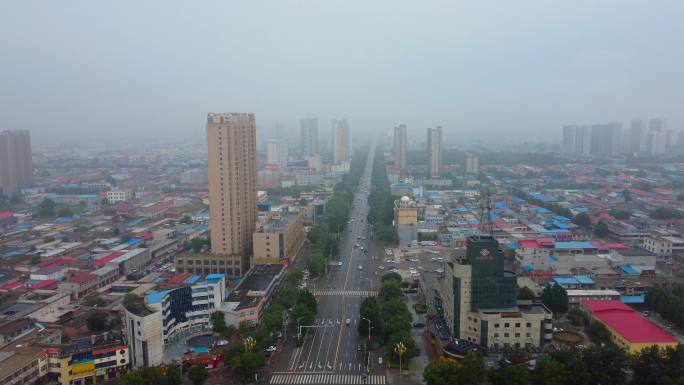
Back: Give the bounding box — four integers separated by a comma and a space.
1, 0, 682, 145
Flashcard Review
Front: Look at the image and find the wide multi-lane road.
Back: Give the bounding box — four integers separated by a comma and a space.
268, 147, 385, 385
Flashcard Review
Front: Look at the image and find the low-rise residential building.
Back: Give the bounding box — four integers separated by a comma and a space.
224, 264, 285, 327
106, 189, 134, 203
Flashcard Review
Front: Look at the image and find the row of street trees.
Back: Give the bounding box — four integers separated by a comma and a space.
645, 284, 684, 329
368, 146, 398, 244
119, 364, 209, 385
359, 273, 419, 367
424, 343, 684, 385
307, 147, 368, 276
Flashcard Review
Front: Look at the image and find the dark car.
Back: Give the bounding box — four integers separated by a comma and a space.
357, 344, 362, 351
413, 322, 425, 328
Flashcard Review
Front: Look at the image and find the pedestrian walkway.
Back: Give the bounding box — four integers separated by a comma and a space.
312, 290, 377, 297
270, 374, 386, 384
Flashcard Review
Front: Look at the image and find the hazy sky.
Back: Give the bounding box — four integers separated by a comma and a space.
1, 1, 682, 145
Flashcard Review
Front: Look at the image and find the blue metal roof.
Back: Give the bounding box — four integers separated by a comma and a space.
554, 241, 594, 249
184, 275, 201, 284
575, 276, 594, 284
147, 290, 170, 304
619, 265, 640, 275
522, 264, 534, 272
552, 277, 579, 285
621, 294, 645, 304
494, 202, 509, 211
127, 238, 143, 246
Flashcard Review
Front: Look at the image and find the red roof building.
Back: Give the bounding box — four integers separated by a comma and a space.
581, 300, 677, 353
93, 252, 125, 267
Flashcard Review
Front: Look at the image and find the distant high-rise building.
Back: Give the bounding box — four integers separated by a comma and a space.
590, 123, 622, 157
629, 119, 645, 154
0, 130, 33, 196
463, 153, 479, 174
205, 113, 257, 277
266, 139, 287, 175
562, 125, 576, 155
300, 118, 319, 156
574, 126, 591, 156
427, 127, 442, 177
333, 119, 350, 164
393, 124, 407, 173
646, 118, 667, 156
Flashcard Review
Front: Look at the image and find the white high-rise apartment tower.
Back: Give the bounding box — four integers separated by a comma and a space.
427, 126, 442, 177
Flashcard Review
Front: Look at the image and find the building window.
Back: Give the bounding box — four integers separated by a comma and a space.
515, 323, 520, 328
504, 323, 510, 328
504, 333, 509, 337
526, 322, 532, 328
515, 333, 520, 337
494, 323, 499, 328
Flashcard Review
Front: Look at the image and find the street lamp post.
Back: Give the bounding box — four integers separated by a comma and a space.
363, 277, 373, 292
296, 317, 304, 340
394, 341, 407, 385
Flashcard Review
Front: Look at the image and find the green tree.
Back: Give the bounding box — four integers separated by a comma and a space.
379, 279, 402, 301
285, 269, 303, 287
210, 311, 227, 333
623, 189, 633, 201
572, 212, 592, 228
278, 286, 298, 309
86, 312, 109, 332
297, 289, 317, 313
38, 198, 56, 217
381, 272, 402, 284
491, 363, 530, 385
262, 303, 284, 334
28, 255, 41, 265
541, 284, 568, 315
386, 331, 420, 365
179, 215, 193, 224
593, 220, 609, 237
586, 320, 612, 345
458, 352, 487, 385
567, 307, 587, 326
532, 357, 567, 385
307, 254, 326, 277
359, 297, 382, 336
187, 364, 209, 385
517, 286, 535, 300
424, 360, 460, 385
289, 303, 314, 329
228, 350, 267, 383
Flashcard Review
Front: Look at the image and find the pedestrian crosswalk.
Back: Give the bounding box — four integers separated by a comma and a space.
312, 290, 377, 297
270, 374, 386, 384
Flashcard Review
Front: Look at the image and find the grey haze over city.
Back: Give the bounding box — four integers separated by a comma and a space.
1, 0, 683, 145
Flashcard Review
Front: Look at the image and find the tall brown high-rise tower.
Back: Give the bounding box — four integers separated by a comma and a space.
206, 113, 257, 274
0, 130, 33, 196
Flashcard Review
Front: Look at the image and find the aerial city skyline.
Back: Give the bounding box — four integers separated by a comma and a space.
2, 1, 684, 385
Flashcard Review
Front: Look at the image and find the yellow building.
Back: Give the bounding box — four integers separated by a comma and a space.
394, 196, 418, 226
252, 212, 305, 265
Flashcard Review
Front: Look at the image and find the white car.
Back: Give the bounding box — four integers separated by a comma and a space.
358, 265, 363, 270
265, 346, 277, 352
410, 258, 419, 262
378, 265, 385, 270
